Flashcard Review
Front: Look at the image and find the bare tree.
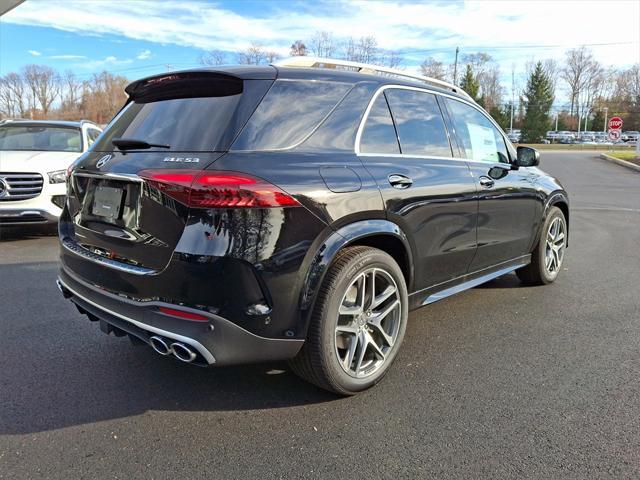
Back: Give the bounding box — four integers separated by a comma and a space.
578, 61, 606, 125
200, 50, 226, 66
237, 43, 270, 65
378, 51, 403, 69
480, 65, 503, 111
265, 50, 279, 63
0, 72, 28, 118
420, 57, 446, 80
562, 46, 601, 117
344, 36, 378, 63
290, 40, 307, 56
22, 64, 60, 117
462, 52, 492, 79
82, 71, 128, 124
310, 31, 336, 58
459, 53, 504, 110
616, 63, 640, 105
60, 71, 82, 117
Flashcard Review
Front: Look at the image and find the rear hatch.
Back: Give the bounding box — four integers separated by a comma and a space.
63, 69, 275, 271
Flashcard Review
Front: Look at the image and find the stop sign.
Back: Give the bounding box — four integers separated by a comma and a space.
608, 117, 623, 130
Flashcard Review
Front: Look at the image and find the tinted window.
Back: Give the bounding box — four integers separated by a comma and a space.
93, 95, 242, 152
384, 89, 452, 157
359, 94, 400, 154
446, 98, 509, 163
233, 79, 352, 151
0, 126, 82, 152
87, 128, 102, 147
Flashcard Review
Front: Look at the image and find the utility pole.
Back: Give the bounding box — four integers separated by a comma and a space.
603, 107, 608, 132
453, 47, 459, 85
509, 67, 515, 133
555, 113, 558, 131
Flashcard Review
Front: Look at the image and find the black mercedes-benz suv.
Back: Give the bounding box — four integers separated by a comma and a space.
57, 58, 569, 395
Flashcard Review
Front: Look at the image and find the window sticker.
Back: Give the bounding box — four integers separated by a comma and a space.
467, 123, 498, 162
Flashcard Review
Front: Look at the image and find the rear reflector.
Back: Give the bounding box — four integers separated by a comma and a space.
158, 306, 209, 322
138, 169, 300, 208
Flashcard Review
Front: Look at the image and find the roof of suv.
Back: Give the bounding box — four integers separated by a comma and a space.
127, 64, 471, 104
1, 120, 99, 128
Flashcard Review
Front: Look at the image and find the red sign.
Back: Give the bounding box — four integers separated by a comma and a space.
608, 117, 623, 130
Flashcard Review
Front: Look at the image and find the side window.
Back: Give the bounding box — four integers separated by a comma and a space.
384, 89, 452, 157
359, 94, 400, 154
445, 98, 509, 163
87, 128, 101, 147
233, 80, 352, 151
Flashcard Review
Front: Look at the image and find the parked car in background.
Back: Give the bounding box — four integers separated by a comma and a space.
0, 120, 102, 225
622, 131, 639, 143
56, 58, 569, 395
507, 129, 521, 143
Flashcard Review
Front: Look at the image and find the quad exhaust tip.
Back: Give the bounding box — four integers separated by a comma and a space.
170, 342, 197, 363
149, 336, 171, 356
149, 335, 196, 363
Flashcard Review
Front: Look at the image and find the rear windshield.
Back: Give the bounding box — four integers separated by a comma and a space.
0, 126, 82, 152
232, 79, 352, 151
93, 75, 271, 152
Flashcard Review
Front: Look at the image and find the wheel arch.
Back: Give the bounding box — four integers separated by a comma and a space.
547, 192, 570, 246
297, 219, 414, 336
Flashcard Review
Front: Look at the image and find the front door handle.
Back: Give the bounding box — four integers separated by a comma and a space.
388, 174, 413, 189
479, 176, 495, 188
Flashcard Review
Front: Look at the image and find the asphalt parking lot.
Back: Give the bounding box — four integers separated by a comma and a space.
1, 152, 639, 479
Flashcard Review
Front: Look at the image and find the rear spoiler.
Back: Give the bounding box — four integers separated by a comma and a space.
125, 67, 277, 103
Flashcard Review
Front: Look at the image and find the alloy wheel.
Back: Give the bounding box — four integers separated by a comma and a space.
545, 217, 566, 274
334, 267, 401, 378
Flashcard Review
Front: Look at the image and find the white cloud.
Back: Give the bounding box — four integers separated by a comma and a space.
27, 49, 41, 56
137, 49, 151, 60
75, 55, 133, 70
49, 54, 87, 60
6, 0, 640, 69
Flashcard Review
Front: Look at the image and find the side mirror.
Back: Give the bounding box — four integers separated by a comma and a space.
516, 146, 540, 167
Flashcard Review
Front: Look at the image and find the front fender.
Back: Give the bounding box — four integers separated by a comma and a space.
296, 219, 413, 335
540, 190, 570, 246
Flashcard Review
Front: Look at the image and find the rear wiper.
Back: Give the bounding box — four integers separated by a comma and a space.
112, 137, 170, 150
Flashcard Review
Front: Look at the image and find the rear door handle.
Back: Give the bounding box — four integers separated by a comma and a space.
388, 174, 413, 189
479, 176, 494, 188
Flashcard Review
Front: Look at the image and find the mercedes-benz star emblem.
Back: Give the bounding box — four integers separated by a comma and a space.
0, 178, 8, 199
96, 154, 113, 168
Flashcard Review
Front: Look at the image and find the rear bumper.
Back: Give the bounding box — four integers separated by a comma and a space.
57, 267, 304, 366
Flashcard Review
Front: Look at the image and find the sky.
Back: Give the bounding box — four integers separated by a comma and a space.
1, 0, 639, 93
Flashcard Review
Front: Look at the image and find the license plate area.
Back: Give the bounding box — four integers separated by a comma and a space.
78, 178, 142, 232
92, 186, 124, 222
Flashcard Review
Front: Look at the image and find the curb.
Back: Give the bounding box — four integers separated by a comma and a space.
599, 153, 640, 172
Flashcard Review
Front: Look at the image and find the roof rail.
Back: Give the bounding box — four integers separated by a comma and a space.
274, 56, 473, 101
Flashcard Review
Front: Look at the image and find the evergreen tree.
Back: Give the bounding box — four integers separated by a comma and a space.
521, 62, 555, 143
590, 109, 606, 132
459, 65, 480, 103
489, 104, 510, 130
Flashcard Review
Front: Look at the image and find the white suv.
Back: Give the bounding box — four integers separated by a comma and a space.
0, 120, 102, 226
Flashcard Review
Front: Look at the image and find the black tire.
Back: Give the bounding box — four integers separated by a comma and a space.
289, 246, 408, 395
517, 206, 567, 285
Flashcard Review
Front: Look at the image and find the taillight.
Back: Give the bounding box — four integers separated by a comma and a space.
138, 170, 300, 208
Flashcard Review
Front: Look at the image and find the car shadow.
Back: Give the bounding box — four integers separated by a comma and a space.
0, 262, 526, 436
0, 224, 57, 241
0, 260, 338, 435
474, 272, 523, 289
0, 341, 339, 435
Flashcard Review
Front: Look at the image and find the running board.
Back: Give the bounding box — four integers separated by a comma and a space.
421, 258, 529, 306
